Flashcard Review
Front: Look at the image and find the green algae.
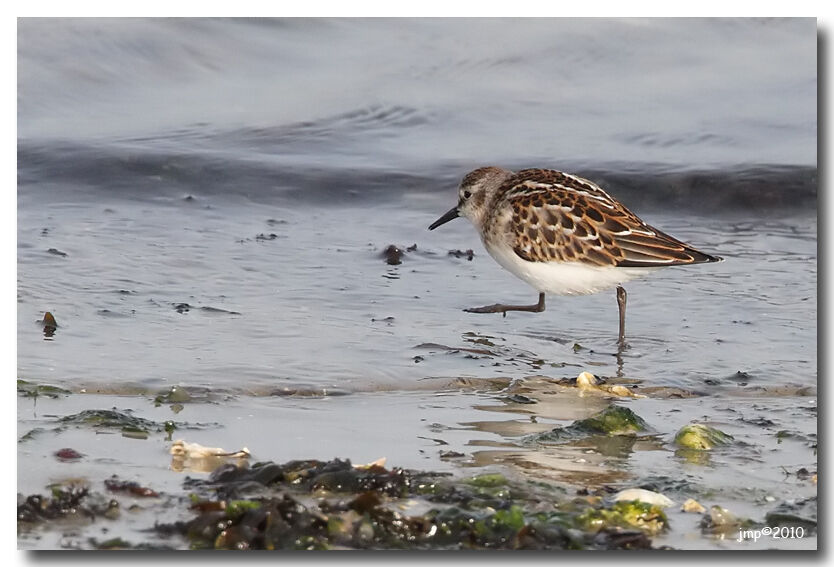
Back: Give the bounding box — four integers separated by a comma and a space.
464, 473, 508, 488
18, 427, 46, 443
17, 457, 658, 550
225, 499, 263, 520
17, 455, 672, 550
153, 458, 659, 550
54, 409, 214, 438
95, 537, 132, 550
578, 500, 668, 536
17, 379, 71, 398
58, 409, 160, 438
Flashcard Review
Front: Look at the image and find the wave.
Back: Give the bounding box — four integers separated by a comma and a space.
18, 135, 816, 212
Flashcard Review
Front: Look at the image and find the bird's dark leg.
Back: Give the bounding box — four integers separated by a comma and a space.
465, 292, 545, 317
616, 285, 627, 346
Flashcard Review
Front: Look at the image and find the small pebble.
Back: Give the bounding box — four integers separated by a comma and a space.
681, 498, 706, 513
609, 385, 632, 397
576, 372, 598, 388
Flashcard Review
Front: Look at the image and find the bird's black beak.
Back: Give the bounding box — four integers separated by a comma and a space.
428, 207, 459, 230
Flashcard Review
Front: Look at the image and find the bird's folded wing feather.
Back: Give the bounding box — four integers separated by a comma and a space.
500, 171, 719, 268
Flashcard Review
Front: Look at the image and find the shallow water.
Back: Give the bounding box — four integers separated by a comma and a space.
17, 18, 817, 550
18, 194, 817, 394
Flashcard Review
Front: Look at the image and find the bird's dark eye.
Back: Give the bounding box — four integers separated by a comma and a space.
463, 190, 472, 199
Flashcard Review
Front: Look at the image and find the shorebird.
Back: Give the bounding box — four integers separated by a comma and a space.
428, 167, 722, 344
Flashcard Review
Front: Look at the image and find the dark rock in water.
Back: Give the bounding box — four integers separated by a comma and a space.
41, 311, 58, 337
439, 451, 465, 460
502, 394, 538, 404
729, 370, 754, 384
104, 477, 159, 498
739, 416, 776, 428
765, 496, 817, 532
381, 244, 404, 265
18, 484, 91, 524
173, 303, 191, 313
448, 249, 474, 261
46, 248, 68, 257
794, 467, 814, 480
593, 528, 653, 550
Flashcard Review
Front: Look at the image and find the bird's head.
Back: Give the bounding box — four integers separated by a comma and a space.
428, 167, 512, 230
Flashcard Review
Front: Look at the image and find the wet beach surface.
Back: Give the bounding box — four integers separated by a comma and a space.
17, 18, 816, 550
17, 189, 818, 550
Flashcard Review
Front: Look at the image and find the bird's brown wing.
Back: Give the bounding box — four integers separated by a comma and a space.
500, 169, 721, 267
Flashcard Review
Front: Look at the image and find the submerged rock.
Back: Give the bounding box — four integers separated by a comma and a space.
154, 386, 192, 405
674, 423, 734, 450
569, 406, 649, 436
528, 405, 649, 445
708, 505, 739, 527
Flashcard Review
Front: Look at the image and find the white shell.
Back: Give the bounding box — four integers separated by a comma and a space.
614, 488, 674, 508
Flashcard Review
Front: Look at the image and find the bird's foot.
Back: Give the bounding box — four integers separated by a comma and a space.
464, 294, 545, 317
463, 303, 512, 314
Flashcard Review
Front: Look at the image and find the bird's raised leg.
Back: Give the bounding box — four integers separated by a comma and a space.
616, 285, 627, 346
465, 292, 546, 316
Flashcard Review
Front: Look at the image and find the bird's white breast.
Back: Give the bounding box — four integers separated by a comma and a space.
484, 239, 655, 296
